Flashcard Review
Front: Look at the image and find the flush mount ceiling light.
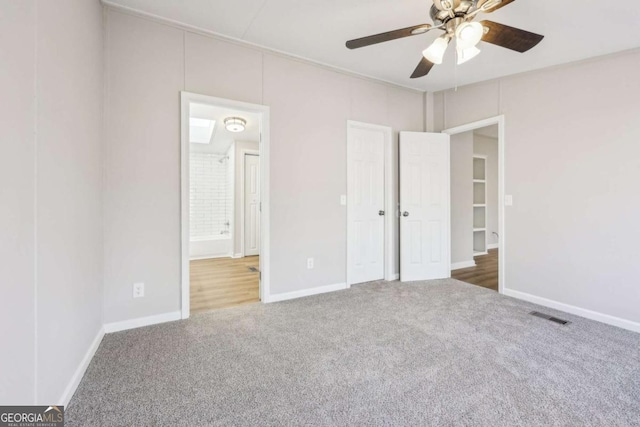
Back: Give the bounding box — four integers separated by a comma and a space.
224, 117, 246, 133
346, 0, 545, 79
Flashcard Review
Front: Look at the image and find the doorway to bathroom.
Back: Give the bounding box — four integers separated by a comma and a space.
181, 93, 269, 316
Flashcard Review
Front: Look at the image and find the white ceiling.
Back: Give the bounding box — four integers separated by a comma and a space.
108, 0, 640, 91
190, 103, 260, 154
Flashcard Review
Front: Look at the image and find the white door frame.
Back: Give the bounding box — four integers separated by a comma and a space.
442, 115, 506, 294
240, 149, 260, 258
180, 92, 271, 318
346, 120, 395, 286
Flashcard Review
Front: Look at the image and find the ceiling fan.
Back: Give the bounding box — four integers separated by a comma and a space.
345, 0, 544, 79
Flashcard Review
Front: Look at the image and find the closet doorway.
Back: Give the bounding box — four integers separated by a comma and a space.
443, 116, 505, 293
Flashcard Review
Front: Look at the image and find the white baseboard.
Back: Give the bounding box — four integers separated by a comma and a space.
189, 254, 232, 261
387, 273, 400, 281
60, 326, 105, 407
503, 288, 640, 333
487, 243, 499, 250
104, 311, 182, 333
267, 282, 347, 303
451, 260, 476, 270
231, 253, 243, 259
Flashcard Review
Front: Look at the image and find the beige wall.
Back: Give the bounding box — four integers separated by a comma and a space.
36, 0, 105, 404
104, 9, 424, 323
435, 50, 640, 324
473, 134, 499, 246
0, 0, 36, 405
450, 132, 474, 264
0, 0, 104, 404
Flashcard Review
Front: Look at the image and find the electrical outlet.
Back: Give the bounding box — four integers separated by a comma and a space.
133, 282, 145, 298
340, 195, 347, 206
505, 195, 513, 206
307, 258, 314, 269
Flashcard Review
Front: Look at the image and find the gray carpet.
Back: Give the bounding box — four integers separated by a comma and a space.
67, 279, 640, 426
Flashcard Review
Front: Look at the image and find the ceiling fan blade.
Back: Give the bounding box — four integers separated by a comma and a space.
410, 57, 435, 79
480, 20, 544, 52
477, 0, 517, 13
346, 24, 434, 49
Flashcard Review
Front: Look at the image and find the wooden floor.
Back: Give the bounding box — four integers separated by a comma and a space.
451, 249, 499, 291
190, 256, 259, 314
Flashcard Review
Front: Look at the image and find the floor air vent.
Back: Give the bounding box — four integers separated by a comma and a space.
529, 311, 570, 325
248, 267, 259, 272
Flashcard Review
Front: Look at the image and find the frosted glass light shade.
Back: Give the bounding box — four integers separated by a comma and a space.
422, 36, 450, 65
456, 22, 483, 49
457, 45, 481, 64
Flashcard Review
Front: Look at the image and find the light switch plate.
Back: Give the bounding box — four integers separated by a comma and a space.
307, 258, 314, 269
340, 195, 347, 206
505, 195, 513, 206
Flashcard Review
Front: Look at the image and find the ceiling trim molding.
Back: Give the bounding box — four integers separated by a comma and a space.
101, 0, 426, 94
433, 45, 640, 95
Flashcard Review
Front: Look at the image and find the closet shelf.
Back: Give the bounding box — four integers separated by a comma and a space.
472, 155, 488, 256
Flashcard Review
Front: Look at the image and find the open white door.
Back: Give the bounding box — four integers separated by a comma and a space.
400, 132, 451, 282
244, 154, 260, 256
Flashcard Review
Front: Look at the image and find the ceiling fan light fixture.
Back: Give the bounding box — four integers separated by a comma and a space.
224, 117, 246, 133
344, 0, 544, 80
456, 45, 481, 64
455, 21, 483, 49
422, 36, 450, 65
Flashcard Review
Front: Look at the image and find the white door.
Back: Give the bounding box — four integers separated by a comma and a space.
347, 123, 386, 285
400, 132, 451, 281
244, 154, 260, 256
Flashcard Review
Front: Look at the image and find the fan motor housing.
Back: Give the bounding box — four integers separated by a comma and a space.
430, 1, 474, 25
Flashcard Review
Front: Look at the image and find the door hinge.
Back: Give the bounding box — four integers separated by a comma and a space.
260, 202, 262, 212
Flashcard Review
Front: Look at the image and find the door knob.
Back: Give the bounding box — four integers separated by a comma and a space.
379, 210, 385, 216
402, 211, 409, 217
